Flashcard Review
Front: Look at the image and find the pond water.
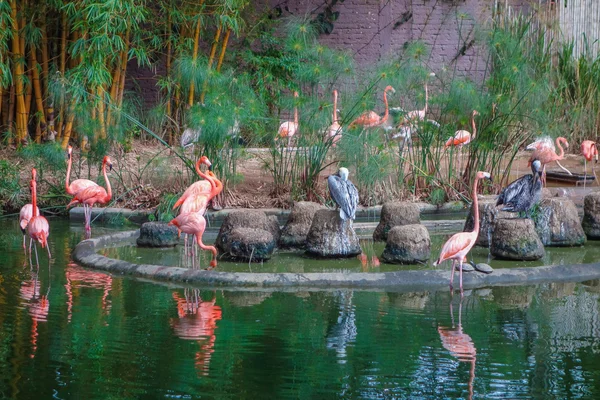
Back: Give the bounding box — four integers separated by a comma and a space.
2, 219, 600, 398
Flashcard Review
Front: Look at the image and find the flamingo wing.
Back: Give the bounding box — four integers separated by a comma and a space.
27, 216, 50, 247
351, 111, 380, 127
69, 178, 98, 195
173, 180, 213, 210
20, 204, 39, 231
180, 194, 210, 215
436, 232, 476, 264
74, 185, 108, 206
278, 121, 298, 138
446, 130, 471, 148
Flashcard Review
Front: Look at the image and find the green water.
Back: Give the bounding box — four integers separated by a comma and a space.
2, 219, 600, 398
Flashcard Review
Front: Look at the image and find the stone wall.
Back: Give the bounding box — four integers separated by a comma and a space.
126, 0, 529, 107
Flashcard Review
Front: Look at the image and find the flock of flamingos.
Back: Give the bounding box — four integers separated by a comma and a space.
16, 80, 600, 295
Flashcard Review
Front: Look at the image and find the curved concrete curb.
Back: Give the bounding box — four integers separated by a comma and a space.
73, 230, 600, 291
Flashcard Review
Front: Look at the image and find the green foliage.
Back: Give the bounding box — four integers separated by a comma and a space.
155, 193, 178, 222
0, 160, 21, 210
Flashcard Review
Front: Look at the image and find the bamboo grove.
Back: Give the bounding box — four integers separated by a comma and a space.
1, 0, 249, 150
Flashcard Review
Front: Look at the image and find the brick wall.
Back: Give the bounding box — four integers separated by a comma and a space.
127, 0, 527, 107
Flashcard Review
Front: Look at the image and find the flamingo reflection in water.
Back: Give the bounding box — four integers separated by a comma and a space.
65, 263, 112, 323
438, 296, 476, 400
19, 272, 50, 359
170, 289, 222, 376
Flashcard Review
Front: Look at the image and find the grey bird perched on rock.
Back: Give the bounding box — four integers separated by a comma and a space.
496, 159, 543, 218
327, 167, 359, 220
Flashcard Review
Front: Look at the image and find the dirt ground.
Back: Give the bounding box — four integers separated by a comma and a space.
3, 141, 595, 213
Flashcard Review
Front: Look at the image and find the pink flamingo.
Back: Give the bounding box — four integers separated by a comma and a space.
434, 171, 491, 294
326, 89, 342, 145
169, 212, 218, 269
65, 145, 99, 195
276, 91, 299, 148
19, 203, 39, 251
403, 72, 435, 124
581, 140, 598, 187
27, 168, 51, 263
350, 85, 396, 128
172, 156, 219, 211
528, 136, 570, 185
67, 156, 113, 236
445, 110, 479, 175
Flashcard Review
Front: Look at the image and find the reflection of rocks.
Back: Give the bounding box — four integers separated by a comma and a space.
542, 282, 576, 300
464, 196, 513, 247
381, 224, 430, 264
279, 201, 325, 248
386, 291, 429, 310
216, 210, 280, 261
306, 210, 361, 258
136, 222, 179, 247
373, 202, 420, 242
491, 218, 545, 260
534, 198, 586, 246
581, 279, 600, 294
583, 192, 600, 239
224, 291, 272, 307
493, 285, 536, 309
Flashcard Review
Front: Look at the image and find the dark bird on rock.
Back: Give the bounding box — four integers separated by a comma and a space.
496, 159, 543, 218
328, 167, 359, 220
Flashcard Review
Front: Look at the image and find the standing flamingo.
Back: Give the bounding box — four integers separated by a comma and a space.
526, 136, 572, 179
173, 156, 219, 211
276, 91, 299, 148
528, 136, 570, 186
434, 171, 491, 294
581, 140, 598, 188
19, 203, 39, 251
445, 110, 479, 176
326, 89, 342, 145
350, 85, 396, 128
67, 156, 113, 237
169, 213, 218, 269
27, 168, 51, 264
66, 146, 99, 226
403, 72, 435, 124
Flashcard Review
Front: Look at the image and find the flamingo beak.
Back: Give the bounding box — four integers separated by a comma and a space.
108, 163, 113, 171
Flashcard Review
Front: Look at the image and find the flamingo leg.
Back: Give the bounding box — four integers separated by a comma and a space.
556, 160, 572, 175
23, 234, 26, 251
585, 158, 587, 189
46, 244, 51, 259
459, 259, 464, 296
449, 259, 456, 290
34, 243, 40, 267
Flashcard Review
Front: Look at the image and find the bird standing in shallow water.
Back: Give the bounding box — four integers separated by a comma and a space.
434, 171, 491, 294
327, 167, 359, 221
27, 168, 51, 264
169, 213, 218, 269
581, 140, 598, 188
19, 203, 39, 252
496, 159, 543, 218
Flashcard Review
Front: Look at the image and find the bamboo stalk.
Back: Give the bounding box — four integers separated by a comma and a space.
187, 10, 203, 107
199, 23, 222, 105
10, 0, 26, 144
166, 12, 173, 144
7, 85, 14, 145
116, 29, 130, 112
25, 64, 33, 117
216, 28, 231, 72
60, 101, 76, 149
97, 86, 107, 139
57, 12, 68, 140
31, 48, 47, 144
40, 17, 49, 99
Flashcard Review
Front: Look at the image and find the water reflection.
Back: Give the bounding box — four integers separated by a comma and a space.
170, 289, 222, 376
438, 296, 476, 400
19, 271, 49, 358
326, 291, 357, 363
65, 263, 112, 322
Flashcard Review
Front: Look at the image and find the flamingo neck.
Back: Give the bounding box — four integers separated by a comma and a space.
471, 176, 481, 234
423, 83, 428, 115
66, 153, 72, 192
556, 138, 565, 159
196, 160, 216, 190
208, 171, 223, 196
470, 113, 477, 139
294, 102, 298, 125
31, 183, 38, 218
380, 89, 389, 125
102, 161, 112, 202
333, 91, 338, 123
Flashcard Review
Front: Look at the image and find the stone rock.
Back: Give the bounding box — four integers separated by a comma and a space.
216, 209, 280, 255
306, 210, 362, 258
464, 195, 514, 247
491, 218, 545, 260
583, 192, 600, 239
136, 222, 179, 247
223, 228, 275, 262
279, 201, 325, 248
381, 224, 430, 264
474, 263, 493, 274
534, 198, 586, 246
373, 202, 420, 242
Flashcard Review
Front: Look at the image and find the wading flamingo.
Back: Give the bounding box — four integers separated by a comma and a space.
67, 156, 113, 237
28, 168, 51, 263
403, 72, 436, 124
172, 156, 219, 211
169, 213, 218, 269
445, 110, 479, 176
326, 89, 342, 145
19, 203, 39, 251
276, 91, 299, 148
581, 140, 598, 188
66, 145, 98, 195
434, 171, 491, 294
350, 85, 396, 128
438, 296, 476, 400
528, 136, 570, 186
